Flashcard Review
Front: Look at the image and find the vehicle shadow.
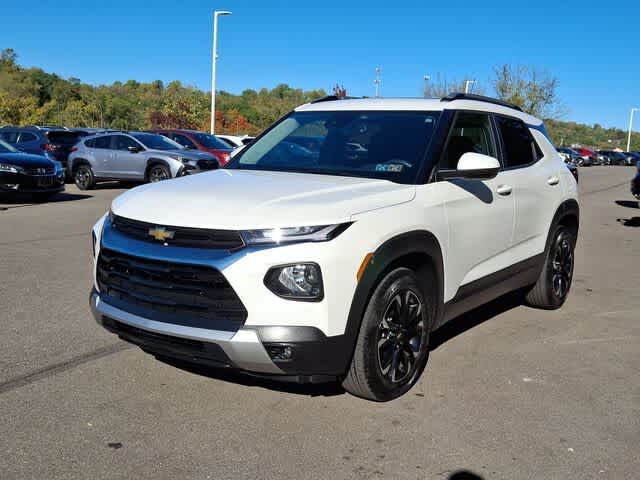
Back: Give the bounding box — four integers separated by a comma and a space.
430, 290, 524, 350
155, 356, 346, 398
449, 471, 485, 480
615, 200, 639, 209
0, 191, 92, 206
617, 217, 640, 227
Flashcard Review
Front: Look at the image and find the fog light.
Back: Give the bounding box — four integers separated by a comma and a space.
264, 263, 323, 301
266, 345, 294, 361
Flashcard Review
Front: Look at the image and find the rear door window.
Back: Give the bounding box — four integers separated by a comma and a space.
0, 131, 20, 143
94, 136, 112, 149
113, 135, 140, 151
46, 131, 82, 145
17, 132, 38, 143
495, 116, 541, 168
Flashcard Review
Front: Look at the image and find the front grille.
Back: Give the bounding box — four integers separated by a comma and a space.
111, 214, 244, 250
197, 159, 218, 170
97, 249, 247, 325
23, 166, 55, 175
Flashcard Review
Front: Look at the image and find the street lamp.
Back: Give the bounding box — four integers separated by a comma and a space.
423, 75, 430, 97
627, 107, 639, 152
210, 10, 232, 134
464, 79, 476, 94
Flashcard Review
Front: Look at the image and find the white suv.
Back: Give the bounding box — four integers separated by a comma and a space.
90, 94, 579, 401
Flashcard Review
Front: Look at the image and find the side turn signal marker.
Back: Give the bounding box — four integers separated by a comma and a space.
356, 253, 374, 282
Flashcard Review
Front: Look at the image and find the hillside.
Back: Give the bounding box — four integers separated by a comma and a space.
0, 48, 638, 149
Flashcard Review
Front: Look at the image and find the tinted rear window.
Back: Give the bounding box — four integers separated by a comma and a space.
46, 131, 82, 144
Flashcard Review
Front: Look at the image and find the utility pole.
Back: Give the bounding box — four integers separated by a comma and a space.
210, 10, 232, 134
627, 108, 639, 152
374, 66, 382, 98
464, 79, 476, 94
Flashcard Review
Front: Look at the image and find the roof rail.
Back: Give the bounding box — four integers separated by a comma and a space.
440, 92, 523, 112
309, 95, 362, 104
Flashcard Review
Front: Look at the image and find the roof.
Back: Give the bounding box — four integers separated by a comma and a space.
296, 97, 542, 126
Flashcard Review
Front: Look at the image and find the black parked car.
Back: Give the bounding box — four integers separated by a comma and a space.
632, 161, 640, 199
623, 151, 640, 166
596, 150, 629, 166
0, 138, 65, 201
0, 126, 84, 173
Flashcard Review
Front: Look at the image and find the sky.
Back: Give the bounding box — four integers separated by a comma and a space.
1, 0, 639, 130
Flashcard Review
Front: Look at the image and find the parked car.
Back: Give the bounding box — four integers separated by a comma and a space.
90, 93, 579, 401
0, 138, 65, 201
632, 161, 640, 199
556, 147, 582, 166
622, 151, 640, 166
0, 126, 84, 173
152, 129, 234, 167
597, 150, 628, 166
68, 131, 219, 190
572, 147, 598, 165
216, 134, 255, 148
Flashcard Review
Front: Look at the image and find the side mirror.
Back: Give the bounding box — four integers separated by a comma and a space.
438, 152, 500, 180
128, 145, 142, 153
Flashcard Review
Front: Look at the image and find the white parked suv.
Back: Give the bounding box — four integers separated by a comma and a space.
90, 93, 579, 401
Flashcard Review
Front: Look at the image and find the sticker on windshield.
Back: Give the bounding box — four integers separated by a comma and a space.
375, 164, 404, 173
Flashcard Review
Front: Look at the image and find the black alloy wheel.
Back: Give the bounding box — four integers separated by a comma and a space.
148, 164, 170, 182
376, 289, 427, 383
551, 234, 574, 300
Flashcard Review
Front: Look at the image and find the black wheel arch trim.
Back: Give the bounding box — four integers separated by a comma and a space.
340, 230, 445, 374
546, 199, 579, 254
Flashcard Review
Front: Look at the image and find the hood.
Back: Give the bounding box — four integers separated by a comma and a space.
150, 149, 217, 161
111, 170, 416, 229
0, 152, 54, 168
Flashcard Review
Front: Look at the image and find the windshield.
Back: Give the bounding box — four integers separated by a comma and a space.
131, 133, 183, 151
193, 133, 231, 150
0, 138, 18, 153
227, 111, 440, 183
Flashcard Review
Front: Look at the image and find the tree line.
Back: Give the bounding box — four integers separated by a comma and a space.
0, 48, 637, 149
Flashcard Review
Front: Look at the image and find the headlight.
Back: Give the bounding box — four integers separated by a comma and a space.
0, 163, 22, 174
240, 223, 351, 246
169, 155, 190, 164
264, 263, 323, 301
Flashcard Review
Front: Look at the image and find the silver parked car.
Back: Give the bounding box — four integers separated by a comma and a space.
67, 131, 219, 190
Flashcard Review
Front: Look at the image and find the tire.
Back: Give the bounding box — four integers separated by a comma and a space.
147, 163, 171, 183
74, 164, 95, 190
525, 225, 576, 309
342, 267, 435, 401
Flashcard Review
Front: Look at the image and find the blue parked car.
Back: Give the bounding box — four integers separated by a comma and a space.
0, 126, 83, 173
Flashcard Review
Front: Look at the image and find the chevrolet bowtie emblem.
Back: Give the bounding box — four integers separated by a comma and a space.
148, 226, 175, 242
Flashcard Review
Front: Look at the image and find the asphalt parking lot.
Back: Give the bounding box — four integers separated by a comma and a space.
1, 167, 638, 480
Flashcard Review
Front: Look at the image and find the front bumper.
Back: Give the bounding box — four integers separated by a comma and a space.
90, 289, 351, 379
0, 171, 65, 193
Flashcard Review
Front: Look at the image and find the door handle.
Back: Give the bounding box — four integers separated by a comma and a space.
547, 176, 560, 186
496, 184, 512, 196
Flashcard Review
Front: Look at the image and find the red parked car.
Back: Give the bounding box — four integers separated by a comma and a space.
573, 147, 598, 166
152, 129, 234, 166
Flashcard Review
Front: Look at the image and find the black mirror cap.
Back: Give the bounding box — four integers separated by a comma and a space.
437, 166, 500, 181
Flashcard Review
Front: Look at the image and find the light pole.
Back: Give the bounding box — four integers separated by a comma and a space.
627, 107, 639, 152
464, 79, 476, 94
374, 66, 382, 98
423, 75, 430, 97
210, 10, 232, 134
